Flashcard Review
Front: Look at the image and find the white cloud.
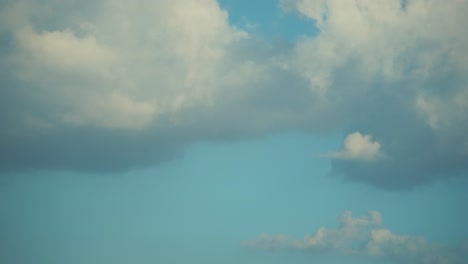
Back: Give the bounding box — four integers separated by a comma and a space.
3, 0, 250, 130
242, 211, 383, 253
242, 210, 467, 263
283, 0, 468, 84
16, 28, 117, 75
321, 132, 382, 161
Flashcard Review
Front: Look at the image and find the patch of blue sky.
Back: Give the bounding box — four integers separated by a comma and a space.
218, 0, 319, 41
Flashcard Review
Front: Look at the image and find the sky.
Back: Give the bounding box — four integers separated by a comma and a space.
0, 0, 467, 263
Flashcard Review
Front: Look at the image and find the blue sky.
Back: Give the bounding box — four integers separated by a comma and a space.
218, 0, 319, 40
1, 0, 468, 263
1, 132, 467, 263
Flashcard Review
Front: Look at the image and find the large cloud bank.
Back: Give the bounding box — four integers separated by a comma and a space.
0, 0, 467, 189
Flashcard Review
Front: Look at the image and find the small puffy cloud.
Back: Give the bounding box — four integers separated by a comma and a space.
242, 211, 467, 264
321, 132, 382, 161
243, 211, 381, 253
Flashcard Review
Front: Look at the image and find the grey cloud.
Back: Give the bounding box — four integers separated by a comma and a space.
0, 0, 467, 190
242, 211, 468, 264
0, 0, 318, 173
286, 0, 468, 189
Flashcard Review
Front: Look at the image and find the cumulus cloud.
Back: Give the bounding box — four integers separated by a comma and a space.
283, 0, 468, 189
321, 132, 382, 161
242, 211, 468, 263
0, 0, 467, 189
2, 0, 247, 130
0, 0, 313, 171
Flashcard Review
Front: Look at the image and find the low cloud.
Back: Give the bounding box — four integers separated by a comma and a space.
242, 211, 468, 263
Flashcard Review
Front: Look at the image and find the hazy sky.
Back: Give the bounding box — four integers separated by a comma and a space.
1, 0, 467, 263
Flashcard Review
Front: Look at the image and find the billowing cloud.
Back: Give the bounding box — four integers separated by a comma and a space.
321, 132, 382, 161
281, 0, 468, 189
242, 211, 468, 263
0, 0, 314, 172
0, 0, 467, 189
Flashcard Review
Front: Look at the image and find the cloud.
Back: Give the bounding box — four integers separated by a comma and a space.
0, 0, 467, 189
0, 0, 313, 172
242, 211, 382, 253
282, 0, 468, 189
320, 132, 382, 161
242, 211, 468, 263
1, 0, 247, 130
16, 28, 117, 75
